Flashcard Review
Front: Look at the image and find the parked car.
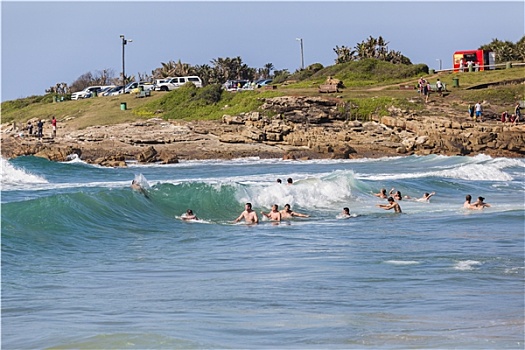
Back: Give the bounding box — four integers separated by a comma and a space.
153, 78, 171, 90
256, 79, 273, 88
155, 76, 203, 91
98, 85, 116, 96
103, 85, 124, 96
71, 86, 104, 100
124, 82, 155, 94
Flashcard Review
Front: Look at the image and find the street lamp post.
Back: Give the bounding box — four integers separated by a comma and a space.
296, 38, 304, 70
120, 35, 132, 87
436, 58, 442, 71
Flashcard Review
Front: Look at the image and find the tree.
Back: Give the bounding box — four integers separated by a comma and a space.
272, 69, 290, 84
334, 35, 411, 65
333, 45, 355, 64
262, 63, 274, 78
479, 37, 525, 63
516, 36, 525, 61
193, 64, 215, 85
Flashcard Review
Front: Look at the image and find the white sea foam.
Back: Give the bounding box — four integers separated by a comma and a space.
385, 260, 420, 265
361, 162, 514, 182
232, 171, 356, 209
0, 157, 48, 189
126, 156, 403, 168
454, 260, 482, 270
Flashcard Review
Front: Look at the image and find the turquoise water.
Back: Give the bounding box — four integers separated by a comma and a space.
1, 155, 524, 349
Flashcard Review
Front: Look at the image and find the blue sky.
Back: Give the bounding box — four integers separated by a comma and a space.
1, 1, 523, 102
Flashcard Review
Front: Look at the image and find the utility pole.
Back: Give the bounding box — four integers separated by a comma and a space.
120, 35, 132, 86
296, 38, 304, 70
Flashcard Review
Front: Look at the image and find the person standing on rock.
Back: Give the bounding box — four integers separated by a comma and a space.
514, 102, 521, 124
51, 116, 57, 138
37, 119, 44, 139
26, 121, 33, 136
474, 101, 483, 122
468, 104, 475, 120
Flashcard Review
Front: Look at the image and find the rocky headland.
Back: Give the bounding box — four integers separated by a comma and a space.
1, 95, 524, 166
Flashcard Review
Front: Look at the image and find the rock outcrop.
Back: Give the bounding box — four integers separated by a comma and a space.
1, 96, 523, 165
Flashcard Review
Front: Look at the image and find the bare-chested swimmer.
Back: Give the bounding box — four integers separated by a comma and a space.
374, 188, 388, 199
261, 204, 282, 221
234, 202, 259, 224
472, 196, 491, 208
280, 204, 310, 219
377, 197, 402, 213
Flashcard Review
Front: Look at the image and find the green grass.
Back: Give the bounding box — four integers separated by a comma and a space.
2, 61, 523, 128
134, 84, 283, 121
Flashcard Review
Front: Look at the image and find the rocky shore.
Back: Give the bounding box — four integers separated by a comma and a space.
2, 96, 524, 166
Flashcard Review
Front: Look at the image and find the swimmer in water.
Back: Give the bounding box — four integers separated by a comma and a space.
471, 196, 491, 209
338, 207, 353, 219
182, 209, 198, 221
389, 188, 403, 201
405, 191, 435, 202
234, 202, 259, 224
377, 197, 402, 213
374, 188, 388, 199
280, 204, 310, 219
415, 192, 435, 202
131, 179, 149, 198
261, 204, 282, 221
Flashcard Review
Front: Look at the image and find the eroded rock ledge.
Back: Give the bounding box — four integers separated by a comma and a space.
1, 96, 523, 166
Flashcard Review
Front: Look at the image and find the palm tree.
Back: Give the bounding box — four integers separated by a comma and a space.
333, 45, 355, 64
516, 36, 525, 61
194, 64, 215, 85
262, 63, 274, 78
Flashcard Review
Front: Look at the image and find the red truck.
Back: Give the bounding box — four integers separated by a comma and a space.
453, 50, 495, 72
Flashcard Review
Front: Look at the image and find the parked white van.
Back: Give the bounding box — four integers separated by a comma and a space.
155, 76, 203, 91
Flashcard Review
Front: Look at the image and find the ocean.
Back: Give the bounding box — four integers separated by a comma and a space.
1, 154, 524, 349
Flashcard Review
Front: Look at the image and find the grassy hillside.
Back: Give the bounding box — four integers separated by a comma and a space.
2, 60, 523, 129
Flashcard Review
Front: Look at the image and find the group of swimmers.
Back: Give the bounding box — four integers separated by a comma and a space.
372, 188, 436, 214
374, 188, 435, 202
232, 202, 310, 224
463, 194, 491, 210
132, 178, 490, 223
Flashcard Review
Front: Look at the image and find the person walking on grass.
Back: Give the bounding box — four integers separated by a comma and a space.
436, 79, 443, 97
